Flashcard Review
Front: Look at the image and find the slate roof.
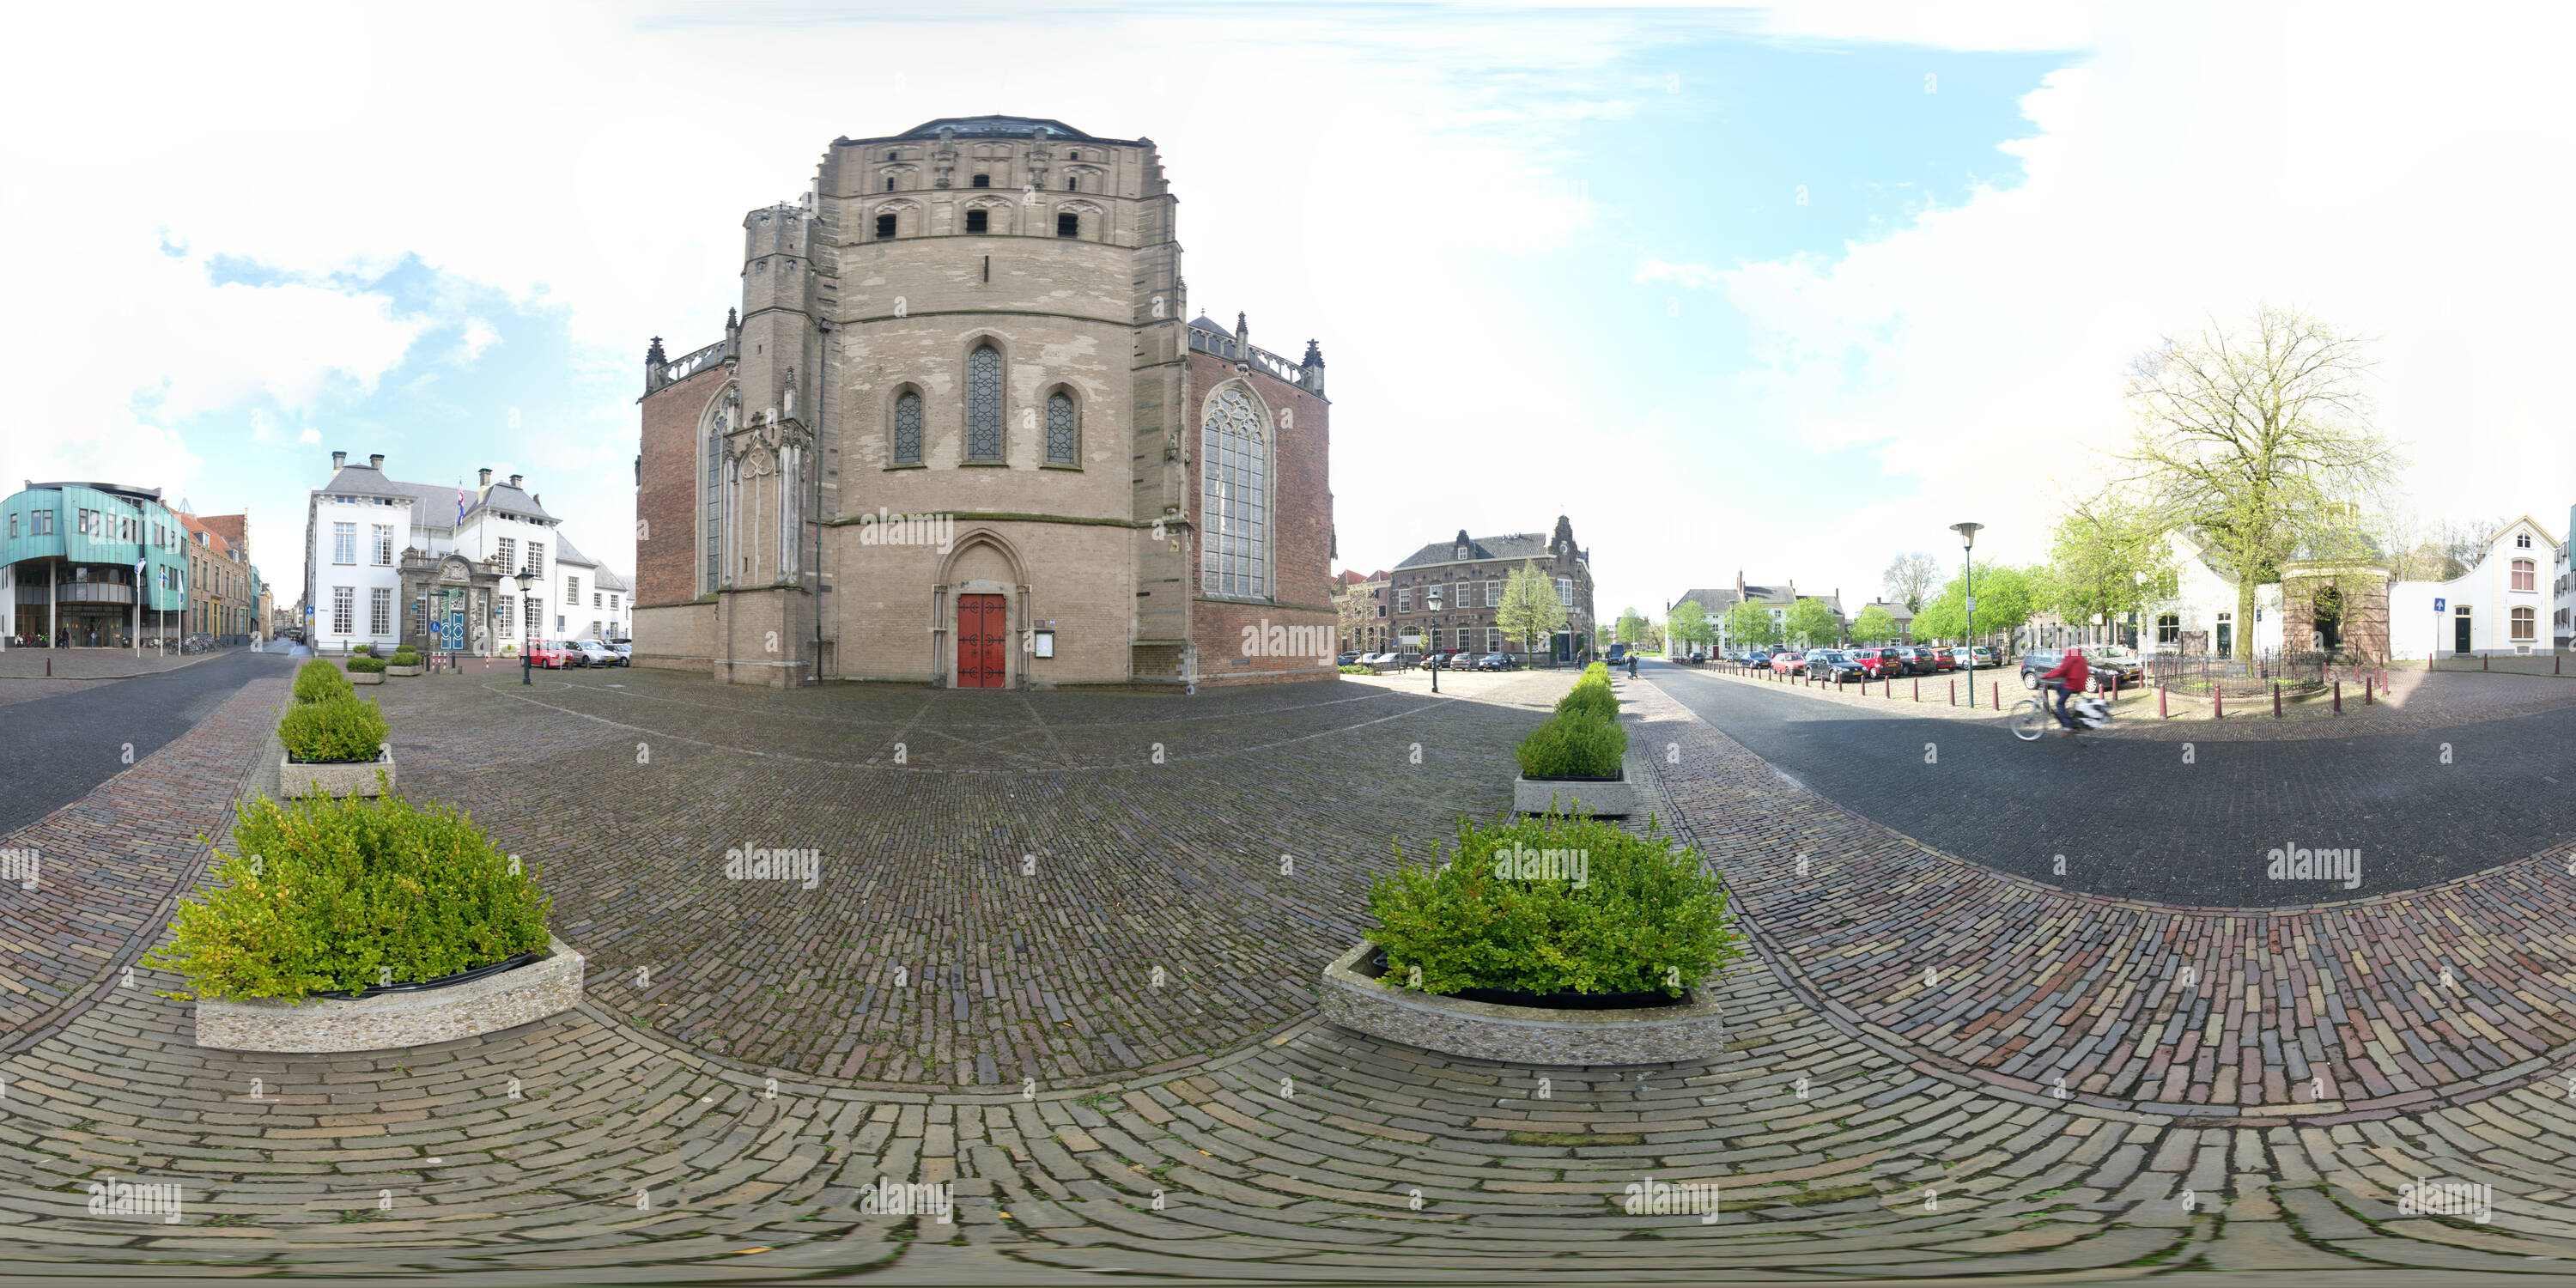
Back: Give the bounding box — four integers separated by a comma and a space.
318, 465, 558, 526
553, 534, 598, 568
890, 116, 1104, 143
1394, 532, 1558, 570
1673, 586, 1741, 613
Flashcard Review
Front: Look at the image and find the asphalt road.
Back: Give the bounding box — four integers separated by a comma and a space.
1645, 659, 2576, 907
0, 648, 304, 836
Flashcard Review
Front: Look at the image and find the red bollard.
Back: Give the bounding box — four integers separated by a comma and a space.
2364, 677, 2372, 706
1992, 681, 2000, 709
2158, 685, 2167, 719
1913, 677, 1920, 702
2215, 687, 2224, 719
1948, 679, 1955, 706
2483, 653, 2489, 671
2274, 682, 2282, 718
2333, 680, 2341, 714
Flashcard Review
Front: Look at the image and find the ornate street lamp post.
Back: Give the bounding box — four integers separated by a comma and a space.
514, 569, 537, 685
1951, 522, 1983, 707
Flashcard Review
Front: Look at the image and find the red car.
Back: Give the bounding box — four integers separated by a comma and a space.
526, 639, 576, 669
1899, 645, 1954, 673
1847, 647, 1905, 679
1770, 651, 1806, 677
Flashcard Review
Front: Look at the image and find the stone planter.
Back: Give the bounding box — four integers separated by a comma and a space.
195, 936, 584, 1053
280, 750, 394, 799
1514, 768, 1634, 817
349, 671, 385, 685
1318, 942, 1723, 1066
385, 664, 422, 677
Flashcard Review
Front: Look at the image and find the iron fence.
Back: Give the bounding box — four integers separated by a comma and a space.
2146, 651, 2334, 696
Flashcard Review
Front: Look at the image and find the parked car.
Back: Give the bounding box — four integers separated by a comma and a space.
1964, 645, 2002, 670
1808, 649, 1867, 683
1770, 651, 1806, 676
1905, 645, 1954, 673
2018, 647, 2141, 692
526, 639, 576, 669
1337, 652, 1361, 666
1473, 653, 1517, 671
610, 641, 634, 665
1846, 647, 1905, 679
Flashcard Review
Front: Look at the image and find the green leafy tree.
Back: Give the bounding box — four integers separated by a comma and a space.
1911, 566, 2047, 644
2045, 492, 2178, 641
1666, 599, 1710, 654
1783, 597, 1839, 648
1615, 607, 1649, 645
1496, 561, 1567, 656
1851, 604, 1899, 644
2119, 305, 2399, 659
1722, 600, 1776, 650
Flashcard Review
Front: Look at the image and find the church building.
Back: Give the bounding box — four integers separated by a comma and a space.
633, 115, 1337, 689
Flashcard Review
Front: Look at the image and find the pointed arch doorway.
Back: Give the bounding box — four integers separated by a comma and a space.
957, 594, 1007, 688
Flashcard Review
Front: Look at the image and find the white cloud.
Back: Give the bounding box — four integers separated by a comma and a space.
1680, 1, 2576, 605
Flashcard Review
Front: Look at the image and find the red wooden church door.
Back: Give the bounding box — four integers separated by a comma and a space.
957, 594, 1006, 688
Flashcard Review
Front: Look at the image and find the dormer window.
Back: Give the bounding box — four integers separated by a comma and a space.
2517, 532, 2533, 548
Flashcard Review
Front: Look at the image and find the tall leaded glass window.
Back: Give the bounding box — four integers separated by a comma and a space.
1045, 392, 1077, 465
703, 411, 723, 593
965, 345, 1002, 461
1201, 387, 1267, 598
894, 391, 923, 465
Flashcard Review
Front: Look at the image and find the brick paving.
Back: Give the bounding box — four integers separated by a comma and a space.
0, 644, 268, 681
4, 665, 2576, 1281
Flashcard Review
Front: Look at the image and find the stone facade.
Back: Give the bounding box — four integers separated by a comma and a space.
634, 116, 1334, 690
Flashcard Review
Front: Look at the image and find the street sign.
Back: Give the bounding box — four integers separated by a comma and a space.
2434, 598, 2445, 612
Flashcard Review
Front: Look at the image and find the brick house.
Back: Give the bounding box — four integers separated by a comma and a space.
1388, 518, 1595, 663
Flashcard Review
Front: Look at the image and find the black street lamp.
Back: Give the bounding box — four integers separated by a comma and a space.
514, 569, 537, 684
1950, 521, 1983, 707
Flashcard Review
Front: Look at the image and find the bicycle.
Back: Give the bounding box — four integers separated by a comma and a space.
2011, 682, 2110, 742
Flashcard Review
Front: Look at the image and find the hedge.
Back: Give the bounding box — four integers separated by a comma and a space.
1366, 809, 1739, 999
295, 659, 352, 704
144, 790, 552, 1002
346, 656, 387, 674
280, 696, 389, 763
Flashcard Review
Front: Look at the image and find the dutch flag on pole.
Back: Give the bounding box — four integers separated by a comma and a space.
457, 483, 468, 526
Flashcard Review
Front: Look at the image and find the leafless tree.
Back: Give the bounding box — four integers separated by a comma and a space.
2118, 305, 2401, 659
1881, 551, 1941, 613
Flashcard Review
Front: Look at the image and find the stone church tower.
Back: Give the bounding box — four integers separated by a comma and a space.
634, 116, 1335, 689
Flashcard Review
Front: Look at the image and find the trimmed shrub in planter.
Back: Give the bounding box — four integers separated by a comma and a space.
1323, 810, 1740, 1063
280, 696, 393, 797
144, 790, 554, 1005
1367, 809, 1739, 1001
1554, 662, 1618, 723
1516, 709, 1625, 780
295, 659, 352, 704
346, 656, 387, 685
350, 644, 373, 657
386, 650, 422, 677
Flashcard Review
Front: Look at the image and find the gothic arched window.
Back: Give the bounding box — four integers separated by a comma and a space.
893, 391, 922, 465
965, 346, 1003, 461
1045, 392, 1078, 465
1202, 387, 1267, 598
702, 399, 726, 593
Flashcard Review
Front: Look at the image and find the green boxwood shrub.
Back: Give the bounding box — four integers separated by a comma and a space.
1516, 710, 1625, 778
1366, 809, 1739, 999
350, 644, 372, 657
388, 651, 420, 668
346, 656, 388, 674
295, 659, 352, 704
280, 696, 389, 763
144, 791, 552, 1002
1555, 666, 1618, 722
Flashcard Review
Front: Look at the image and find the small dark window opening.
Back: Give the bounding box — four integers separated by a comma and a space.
1066, 176, 1078, 191
1056, 212, 1078, 238
875, 213, 896, 239
884, 177, 896, 191
970, 173, 990, 188
964, 209, 988, 234
885, 150, 896, 161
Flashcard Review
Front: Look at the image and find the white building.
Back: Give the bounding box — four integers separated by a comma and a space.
2390, 515, 2561, 659
2138, 530, 2283, 658
298, 451, 618, 654
2555, 504, 2573, 650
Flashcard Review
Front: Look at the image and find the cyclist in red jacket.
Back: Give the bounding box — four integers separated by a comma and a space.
2039, 647, 2091, 737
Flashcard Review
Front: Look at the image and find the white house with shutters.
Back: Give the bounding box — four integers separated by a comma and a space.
2390, 515, 2561, 658
298, 450, 617, 654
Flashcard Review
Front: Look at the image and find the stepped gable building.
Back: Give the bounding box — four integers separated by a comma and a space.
634, 114, 1336, 689
1388, 518, 1595, 662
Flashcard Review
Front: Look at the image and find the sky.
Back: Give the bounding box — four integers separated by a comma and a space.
5, 1, 2573, 626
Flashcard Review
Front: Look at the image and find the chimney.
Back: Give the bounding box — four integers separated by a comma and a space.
331, 451, 347, 470
478, 467, 493, 487
369, 453, 385, 470
509, 474, 523, 489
